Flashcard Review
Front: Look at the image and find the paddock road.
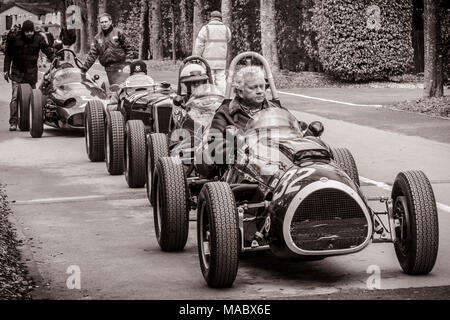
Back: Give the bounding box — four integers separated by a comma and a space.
0, 60, 449, 299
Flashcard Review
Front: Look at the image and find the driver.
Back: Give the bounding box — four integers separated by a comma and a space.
211, 66, 278, 133
179, 63, 209, 103
108, 60, 153, 108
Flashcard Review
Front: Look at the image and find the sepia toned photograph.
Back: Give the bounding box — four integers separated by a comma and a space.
0, 0, 449, 309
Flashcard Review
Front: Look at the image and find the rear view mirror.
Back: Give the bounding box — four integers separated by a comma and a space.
308, 121, 324, 137
93, 74, 100, 81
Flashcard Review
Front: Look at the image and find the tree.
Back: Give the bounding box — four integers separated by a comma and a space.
87, 0, 99, 45
139, 0, 150, 59
180, 0, 193, 56
192, 0, 204, 48
424, 0, 444, 97
221, 0, 232, 67
260, 0, 279, 71
99, 0, 107, 15
151, 0, 163, 59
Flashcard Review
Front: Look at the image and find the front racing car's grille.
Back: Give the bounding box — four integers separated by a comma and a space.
155, 105, 172, 133
68, 113, 84, 127
290, 188, 368, 251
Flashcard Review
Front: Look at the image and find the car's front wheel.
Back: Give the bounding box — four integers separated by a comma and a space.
30, 89, 44, 138
105, 111, 124, 175
147, 133, 169, 206
85, 100, 105, 162
391, 170, 439, 275
197, 182, 239, 288
153, 157, 189, 251
331, 148, 360, 186
124, 120, 146, 188
18, 83, 32, 131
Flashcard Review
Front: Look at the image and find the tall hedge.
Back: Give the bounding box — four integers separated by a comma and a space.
312, 0, 414, 81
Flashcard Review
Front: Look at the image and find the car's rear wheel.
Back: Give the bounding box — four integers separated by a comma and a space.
124, 120, 146, 188
85, 100, 105, 162
153, 157, 189, 251
331, 148, 360, 186
197, 182, 239, 288
391, 170, 439, 275
30, 89, 44, 138
147, 133, 169, 206
18, 83, 32, 131
105, 111, 124, 175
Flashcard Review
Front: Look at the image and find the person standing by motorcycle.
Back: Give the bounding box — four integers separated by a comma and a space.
81, 13, 133, 86
3, 20, 55, 131
193, 11, 231, 94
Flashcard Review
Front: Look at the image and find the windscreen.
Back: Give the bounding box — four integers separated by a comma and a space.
53, 68, 84, 86
185, 84, 225, 128
245, 108, 303, 140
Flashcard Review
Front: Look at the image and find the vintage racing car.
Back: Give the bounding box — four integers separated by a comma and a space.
21, 49, 108, 138
151, 52, 439, 288
84, 69, 174, 189
146, 55, 218, 205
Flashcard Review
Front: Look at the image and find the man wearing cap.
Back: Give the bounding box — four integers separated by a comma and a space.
81, 13, 133, 86
3, 20, 55, 131
193, 11, 231, 94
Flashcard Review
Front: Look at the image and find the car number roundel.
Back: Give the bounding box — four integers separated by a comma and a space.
273, 168, 316, 201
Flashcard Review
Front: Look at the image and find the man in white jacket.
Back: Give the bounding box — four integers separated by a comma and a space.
193, 11, 231, 94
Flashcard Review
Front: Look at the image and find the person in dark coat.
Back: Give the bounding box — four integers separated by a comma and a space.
3, 20, 55, 131
81, 13, 133, 85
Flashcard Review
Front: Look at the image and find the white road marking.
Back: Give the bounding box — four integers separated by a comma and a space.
13, 193, 146, 205
360, 176, 450, 213
278, 90, 383, 107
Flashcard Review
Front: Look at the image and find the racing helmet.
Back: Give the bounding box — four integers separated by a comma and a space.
180, 63, 209, 84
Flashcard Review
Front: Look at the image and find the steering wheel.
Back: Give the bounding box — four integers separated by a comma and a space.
52, 48, 84, 70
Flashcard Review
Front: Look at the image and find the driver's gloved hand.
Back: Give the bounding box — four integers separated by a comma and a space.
3, 71, 9, 83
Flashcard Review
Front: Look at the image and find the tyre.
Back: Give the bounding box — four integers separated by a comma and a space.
84, 100, 105, 162
18, 83, 32, 131
124, 120, 146, 188
153, 157, 189, 251
391, 170, 439, 275
105, 111, 124, 175
30, 89, 44, 138
146, 133, 169, 206
331, 148, 360, 186
197, 182, 239, 288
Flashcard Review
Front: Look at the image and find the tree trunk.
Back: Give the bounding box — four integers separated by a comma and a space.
99, 0, 107, 15
180, 0, 192, 56
423, 0, 443, 97
260, 0, 280, 72
139, 0, 150, 60
221, 0, 232, 69
150, 0, 163, 60
171, 1, 176, 61
87, 0, 98, 45
192, 0, 204, 49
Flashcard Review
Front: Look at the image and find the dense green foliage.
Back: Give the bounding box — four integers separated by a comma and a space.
311, 0, 414, 81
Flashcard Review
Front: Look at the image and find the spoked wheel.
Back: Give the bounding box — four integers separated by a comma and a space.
331, 148, 360, 186
391, 170, 439, 275
105, 111, 124, 175
153, 157, 189, 251
146, 133, 169, 206
18, 83, 32, 131
197, 182, 239, 288
30, 89, 44, 138
124, 120, 146, 188
84, 100, 105, 162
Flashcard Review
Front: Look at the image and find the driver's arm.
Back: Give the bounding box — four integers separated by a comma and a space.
38, 33, 55, 61
83, 41, 99, 72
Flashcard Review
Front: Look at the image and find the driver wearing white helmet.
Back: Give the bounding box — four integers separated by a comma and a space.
179, 63, 210, 102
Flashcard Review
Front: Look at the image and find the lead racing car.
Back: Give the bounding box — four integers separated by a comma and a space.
152, 52, 439, 288
23, 49, 108, 138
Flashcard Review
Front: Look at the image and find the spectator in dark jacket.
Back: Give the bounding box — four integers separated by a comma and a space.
3, 20, 55, 131
43, 26, 54, 47
81, 13, 133, 85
